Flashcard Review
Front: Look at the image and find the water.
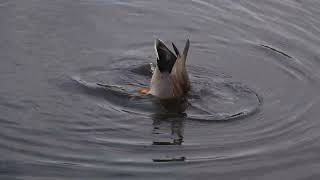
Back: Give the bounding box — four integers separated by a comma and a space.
1, 0, 320, 179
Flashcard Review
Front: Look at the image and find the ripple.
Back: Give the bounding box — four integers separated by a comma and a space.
71, 58, 261, 122
2, 0, 320, 179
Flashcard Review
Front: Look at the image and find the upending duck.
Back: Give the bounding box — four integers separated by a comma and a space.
140, 39, 190, 99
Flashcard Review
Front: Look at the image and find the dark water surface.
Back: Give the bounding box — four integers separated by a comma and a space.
1, 0, 320, 179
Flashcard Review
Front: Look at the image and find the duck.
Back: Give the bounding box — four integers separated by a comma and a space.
140, 39, 190, 99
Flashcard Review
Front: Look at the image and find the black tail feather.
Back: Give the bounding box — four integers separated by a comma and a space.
155, 39, 177, 73
172, 43, 180, 57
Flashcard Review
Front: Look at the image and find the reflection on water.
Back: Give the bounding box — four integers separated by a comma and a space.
152, 114, 185, 146
152, 156, 186, 162
152, 111, 186, 162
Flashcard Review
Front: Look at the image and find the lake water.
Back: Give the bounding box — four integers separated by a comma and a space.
1, 0, 320, 179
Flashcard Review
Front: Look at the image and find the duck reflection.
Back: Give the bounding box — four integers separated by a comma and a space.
152, 114, 185, 145
151, 98, 188, 162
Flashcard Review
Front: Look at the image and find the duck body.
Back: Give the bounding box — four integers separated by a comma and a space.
148, 39, 190, 99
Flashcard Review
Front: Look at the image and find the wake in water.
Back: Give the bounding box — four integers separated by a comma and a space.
71, 58, 262, 121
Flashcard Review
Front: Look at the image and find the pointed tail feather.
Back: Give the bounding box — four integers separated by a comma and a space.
172, 43, 180, 57
154, 39, 177, 73
183, 39, 190, 59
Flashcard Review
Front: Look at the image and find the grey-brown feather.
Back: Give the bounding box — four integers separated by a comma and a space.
150, 39, 190, 99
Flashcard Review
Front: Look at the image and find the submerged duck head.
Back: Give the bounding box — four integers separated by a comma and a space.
147, 39, 190, 99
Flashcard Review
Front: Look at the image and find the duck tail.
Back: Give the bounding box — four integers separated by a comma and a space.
182, 39, 190, 65
154, 39, 177, 73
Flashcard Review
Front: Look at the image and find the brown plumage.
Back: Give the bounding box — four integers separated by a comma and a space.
148, 39, 190, 99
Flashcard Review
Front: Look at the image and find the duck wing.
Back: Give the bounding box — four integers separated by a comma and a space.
171, 39, 190, 94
